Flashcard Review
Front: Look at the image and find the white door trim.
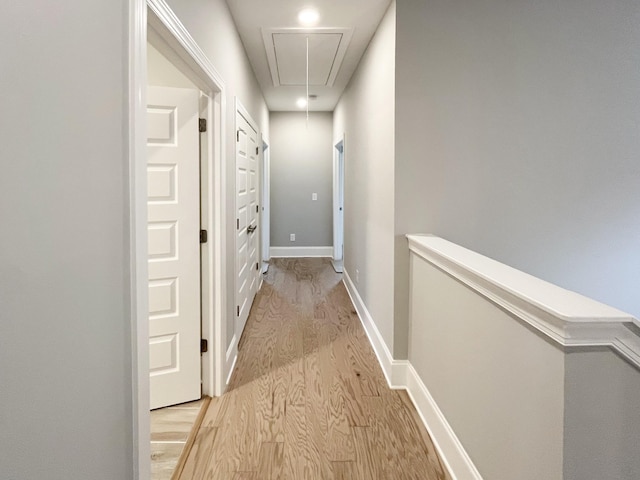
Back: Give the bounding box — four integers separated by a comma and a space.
128, 2, 149, 479
261, 137, 270, 269
230, 98, 261, 371
129, 0, 228, 477
332, 134, 345, 272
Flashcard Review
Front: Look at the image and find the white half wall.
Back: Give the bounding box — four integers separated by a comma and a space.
405, 234, 640, 480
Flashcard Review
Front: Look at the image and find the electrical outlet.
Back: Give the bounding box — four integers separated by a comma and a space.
356, 269, 359, 283
312, 192, 317, 201
290, 233, 296, 242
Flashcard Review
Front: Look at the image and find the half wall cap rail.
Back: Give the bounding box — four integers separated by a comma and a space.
407, 234, 640, 369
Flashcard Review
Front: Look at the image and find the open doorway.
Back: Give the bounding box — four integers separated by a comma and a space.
130, 1, 229, 477
332, 136, 345, 273
261, 138, 270, 273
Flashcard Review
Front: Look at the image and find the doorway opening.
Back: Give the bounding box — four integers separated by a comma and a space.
332, 137, 345, 273
130, 1, 229, 477
261, 138, 270, 273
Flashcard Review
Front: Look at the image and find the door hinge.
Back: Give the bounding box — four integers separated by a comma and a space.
256, 205, 259, 213
200, 339, 208, 353
237, 305, 240, 316
237, 130, 240, 142
256, 146, 259, 155
199, 118, 207, 133
256, 262, 259, 271
200, 229, 208, 244
237, 218, 240, 230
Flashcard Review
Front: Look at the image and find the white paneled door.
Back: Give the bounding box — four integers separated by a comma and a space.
147, 86, 201, 410
236, 109, 259, 336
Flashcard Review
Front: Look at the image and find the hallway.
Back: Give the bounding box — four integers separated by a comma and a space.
178, 258, 450, 479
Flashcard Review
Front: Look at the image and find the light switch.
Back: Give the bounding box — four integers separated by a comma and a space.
312, 193, 317, 201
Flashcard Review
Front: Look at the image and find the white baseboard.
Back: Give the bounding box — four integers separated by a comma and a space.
405, 364, 483, 480
342, 269, 407, 389
342, 268, 482, 480
270, 246, 333, 258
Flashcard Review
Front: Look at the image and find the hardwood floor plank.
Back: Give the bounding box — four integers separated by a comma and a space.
231, 473, 256, 480
257, 442, 284, 480
151, 443, 185, 480
352, 426, 379, 479
177, 426, 217, 480
331, 460, 356, 480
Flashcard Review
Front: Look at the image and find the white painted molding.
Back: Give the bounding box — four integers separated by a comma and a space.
270, 246, 334, 258
342, 270, 407, 388
407, 234, 640, 369
148, 0, 229, 398
130, 1, 150, 478
147, 0, 225, 90
405, 364, 483, 480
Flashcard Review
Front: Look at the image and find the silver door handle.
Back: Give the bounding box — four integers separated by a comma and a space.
247, 225, 257, 233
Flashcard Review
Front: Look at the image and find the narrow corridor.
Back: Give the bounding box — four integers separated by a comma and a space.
179, 258, 450, 479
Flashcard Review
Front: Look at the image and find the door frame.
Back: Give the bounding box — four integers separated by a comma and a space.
129, 0, 228, 477
332, 134, 345, 272
260, 137, 270, 272
231, 99, 261, 367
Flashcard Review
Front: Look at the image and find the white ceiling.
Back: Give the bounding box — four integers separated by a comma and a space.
226, 0, 392, 111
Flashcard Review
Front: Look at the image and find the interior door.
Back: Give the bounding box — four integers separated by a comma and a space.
261, 141, 270, 269
236, 109, 259, 335
147, 86, 201, 409
333, 140, 345, 271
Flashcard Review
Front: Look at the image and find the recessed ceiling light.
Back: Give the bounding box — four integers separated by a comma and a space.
296, 97, 308, 108
298, 8, 319, 26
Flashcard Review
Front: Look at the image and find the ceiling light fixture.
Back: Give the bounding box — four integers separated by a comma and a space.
296, 97, 307, 108
298, 8, 319, 26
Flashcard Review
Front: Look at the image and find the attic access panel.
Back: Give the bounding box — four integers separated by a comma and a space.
262, 28, 353, 87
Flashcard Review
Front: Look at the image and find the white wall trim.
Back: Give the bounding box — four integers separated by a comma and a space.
129, 1, 149, 478
342, 270, 407, 388
131, 2, 229, 475
405, 364, 484, 480
407, 234, 640, 369
147, 0, 225, 89
148, 0, 228, 397
270, 246, 334, 258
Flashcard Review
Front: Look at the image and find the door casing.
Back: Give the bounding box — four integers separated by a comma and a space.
333, 135, 345, 272
260, 138, 270, 272
129, 1, 228, 477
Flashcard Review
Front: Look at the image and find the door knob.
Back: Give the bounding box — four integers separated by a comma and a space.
247, 225, 257, 233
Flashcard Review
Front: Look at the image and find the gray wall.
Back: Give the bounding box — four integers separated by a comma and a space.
165, 0, 269, 349
395, 0, 640, 336
0, 1, 133, 478
565, 349, 640, 479
270, 112, 333, 248
333, 2, 396, 352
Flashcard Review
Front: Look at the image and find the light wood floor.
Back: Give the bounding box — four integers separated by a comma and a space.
180, 258, 451, 479
151, 398, 206, 479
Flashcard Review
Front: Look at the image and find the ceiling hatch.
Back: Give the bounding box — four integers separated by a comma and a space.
262, 28, 354, 87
